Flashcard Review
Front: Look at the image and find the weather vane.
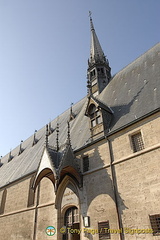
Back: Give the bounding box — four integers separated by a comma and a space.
89, 11, 92, 18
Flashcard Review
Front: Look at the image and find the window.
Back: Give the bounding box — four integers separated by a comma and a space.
83, 156, 89, 172
90, 69, 96, 78
98, 221, 110, 239
65, 207, 79, 226
27, 176, 35, 207
88, 104, 102, 128
64, 207, 80, 240
149, 214, 160, 236
0, 189, 7, 215
97, 68, 104, 75
131, 132, 144, 152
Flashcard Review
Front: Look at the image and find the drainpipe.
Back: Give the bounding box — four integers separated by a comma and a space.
107, 137, 124, 240
33, 183, 40, 240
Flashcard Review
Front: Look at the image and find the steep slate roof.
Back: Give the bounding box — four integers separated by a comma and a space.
98, 42, 160, 131
0, 43, 159, 188
0, 97, 90, 188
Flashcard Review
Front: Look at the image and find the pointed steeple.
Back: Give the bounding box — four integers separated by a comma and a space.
89, 15, 106, 64
87, 13, 111, 96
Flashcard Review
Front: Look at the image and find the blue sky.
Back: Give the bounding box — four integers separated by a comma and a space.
0, 0, 159, 157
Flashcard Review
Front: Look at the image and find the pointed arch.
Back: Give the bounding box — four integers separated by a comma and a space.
55, 175, 80, 210
32, 168, 55, 191
59, 166, 82, 188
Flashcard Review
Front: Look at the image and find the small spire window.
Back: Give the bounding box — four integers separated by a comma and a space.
90, 69, 96, 78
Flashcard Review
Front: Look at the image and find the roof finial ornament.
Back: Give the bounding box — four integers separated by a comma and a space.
18, 140, 24, 155
0, 156, 3, 167
45, 124, 49, 147
67, 121, 71, 146
56, 122, 59, 152
8, 149, 13, 162
32, 130, 38, 146
71, 102, 73, 114
48, 121, 54, 135
69, 102, 75, 121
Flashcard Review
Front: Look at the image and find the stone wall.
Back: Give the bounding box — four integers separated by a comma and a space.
0, 112, 159, 240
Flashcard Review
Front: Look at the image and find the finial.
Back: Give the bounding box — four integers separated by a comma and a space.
8, 149, 13, 162
71, 102, 73, 114
89, 11, 92, 18
45, 125, 49, 147
0, 156, 3, 167
69, 102, 75, 121
32, 130, 38, 146
67, 121, 71, 146
48, 121, 54, 135
18, 140, 24, 155
56, 122, 59, 152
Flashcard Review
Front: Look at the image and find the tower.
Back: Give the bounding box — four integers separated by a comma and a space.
87, 14, 111, 96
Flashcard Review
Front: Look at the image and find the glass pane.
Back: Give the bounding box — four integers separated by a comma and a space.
91, 119, 96, 127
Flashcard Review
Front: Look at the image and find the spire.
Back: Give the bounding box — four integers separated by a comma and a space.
89, 12, 106, 65
87, 12, 111, 96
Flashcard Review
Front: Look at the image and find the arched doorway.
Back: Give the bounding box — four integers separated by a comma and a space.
63, 206, 80, 240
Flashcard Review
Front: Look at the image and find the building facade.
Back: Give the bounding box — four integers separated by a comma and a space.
0, 16, 160, 240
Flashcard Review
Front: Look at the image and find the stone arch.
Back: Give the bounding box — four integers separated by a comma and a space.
55, 175, 80, 209
55, 175, 81, 240
32, 167, 56, 191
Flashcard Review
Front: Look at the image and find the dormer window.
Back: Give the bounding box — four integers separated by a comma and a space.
88, 104, 102, 128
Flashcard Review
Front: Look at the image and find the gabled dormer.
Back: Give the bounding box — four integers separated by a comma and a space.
87, 14, 111, 97
85, 96, 113, 140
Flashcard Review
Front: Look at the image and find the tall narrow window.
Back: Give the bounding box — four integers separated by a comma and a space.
0, 189, 7, 215
83, 156, 89, 172
98, 221, 110, 239
131, 132, 144, 152
27, 176, 35, 207
149, 214, 160, 236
